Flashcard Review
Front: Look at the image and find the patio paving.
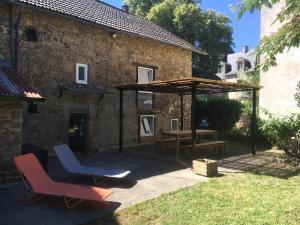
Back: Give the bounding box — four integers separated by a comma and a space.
0, 144, 207, 225
1, 142, 295, 225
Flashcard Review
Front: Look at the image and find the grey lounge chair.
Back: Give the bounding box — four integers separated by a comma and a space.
54, 144, 130, 182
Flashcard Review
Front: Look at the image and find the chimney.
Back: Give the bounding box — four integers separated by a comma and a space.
242, 46, 249, 53
122, 5, 129, 12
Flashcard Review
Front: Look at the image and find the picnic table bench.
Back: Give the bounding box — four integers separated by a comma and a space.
155, 137, 192, 151
157, 129, 218, 165
186, 140, 229, 155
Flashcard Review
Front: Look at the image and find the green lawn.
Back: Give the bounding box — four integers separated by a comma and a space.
86, 171, 300, 225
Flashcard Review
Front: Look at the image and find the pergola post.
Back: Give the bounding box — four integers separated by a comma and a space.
191, 84, 197, 151
251, 89, 257, 155
180, 94, 184, 130
119, 89, 123, 153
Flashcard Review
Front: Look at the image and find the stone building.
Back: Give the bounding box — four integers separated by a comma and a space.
260, 1, 300, 115
216, 46, 256, 100
0, 0, 202, 164
0, 59, 43, 182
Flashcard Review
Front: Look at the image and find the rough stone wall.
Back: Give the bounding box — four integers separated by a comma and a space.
260, 2, 300, 116
0, 101, 23, 183
0, 3, 11, 61
0, 5, 192, 152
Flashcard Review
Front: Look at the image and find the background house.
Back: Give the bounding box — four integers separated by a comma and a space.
217, 46, 256, 100
260, 1, 300, 116
0, 0, 200, 164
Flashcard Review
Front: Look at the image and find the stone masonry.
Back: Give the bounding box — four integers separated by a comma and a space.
0, 2, 192, 155
0, 101, 23, 183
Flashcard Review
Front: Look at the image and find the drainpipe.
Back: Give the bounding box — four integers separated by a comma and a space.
14, 6, 22, 71
9, 4, 15, 67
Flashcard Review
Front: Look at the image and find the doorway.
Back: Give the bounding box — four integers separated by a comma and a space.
68, 113, 87, 153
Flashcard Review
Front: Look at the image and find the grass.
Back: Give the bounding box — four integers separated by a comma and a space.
86, 171, 300, 225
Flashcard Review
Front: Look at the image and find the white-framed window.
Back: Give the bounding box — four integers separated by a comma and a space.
171, 118, 179, 131
76, 63, 88, 84
138, 67, 154, 84
137, 67, 154, 109
140, 115, 155, 137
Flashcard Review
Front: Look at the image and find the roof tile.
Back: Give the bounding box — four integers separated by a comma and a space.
16, 0, 206, 54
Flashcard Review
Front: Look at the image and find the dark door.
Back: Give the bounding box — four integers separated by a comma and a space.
68, 113, 87, 153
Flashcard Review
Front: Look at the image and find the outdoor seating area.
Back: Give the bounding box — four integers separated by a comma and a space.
1, 142, 298, 225
1, 0, 300, 224
156, 129, 227, 164
116, 77, 259, 166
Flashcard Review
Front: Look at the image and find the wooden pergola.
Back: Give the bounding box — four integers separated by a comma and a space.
116, 77, 260, 155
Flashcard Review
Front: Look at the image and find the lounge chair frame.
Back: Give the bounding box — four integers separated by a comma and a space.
17, 167, 85, 208
15, 154, 111, 209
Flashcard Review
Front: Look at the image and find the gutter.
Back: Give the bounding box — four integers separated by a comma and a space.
14, 6, 22, 72
7, 1, 22, 71
9, 4, 14, 67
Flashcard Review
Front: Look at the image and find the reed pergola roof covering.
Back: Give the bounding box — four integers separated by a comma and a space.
116, 77, 260, 94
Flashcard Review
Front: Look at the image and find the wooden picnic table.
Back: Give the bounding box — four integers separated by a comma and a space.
161, 129, 218, 165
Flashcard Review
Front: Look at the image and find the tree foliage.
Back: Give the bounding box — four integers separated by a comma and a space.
124, 0, 163, 17
196, 98, 243, 134
124, 0, 234, 78
233, 0, 300, 71
295, 81, 300, 107
259, 114, 300, 160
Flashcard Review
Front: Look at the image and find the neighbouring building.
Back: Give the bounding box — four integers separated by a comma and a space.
260, 1, 300, 116
0, 0, 202, 173
217, 46, 256, 100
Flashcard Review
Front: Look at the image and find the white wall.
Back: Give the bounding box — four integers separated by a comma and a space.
260, 2, 300, 116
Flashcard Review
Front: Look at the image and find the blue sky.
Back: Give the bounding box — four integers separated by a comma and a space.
105, 0, 260, 52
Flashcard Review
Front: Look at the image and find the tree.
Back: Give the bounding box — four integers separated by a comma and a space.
124, 0, 163, 17
124, 0, 234, 78
193, 10, 233, 77
233, 0, 300, 71
146, 0, 202, 42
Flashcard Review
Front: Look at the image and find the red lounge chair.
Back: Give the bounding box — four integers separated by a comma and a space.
14, 153, 112, 208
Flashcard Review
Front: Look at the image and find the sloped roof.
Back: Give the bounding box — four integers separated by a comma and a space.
0, 59, 44, 101
15, 0, 206, 54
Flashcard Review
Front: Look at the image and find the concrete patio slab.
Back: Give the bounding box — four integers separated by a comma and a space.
1, 142, 289, 225
0, 145, 207, 225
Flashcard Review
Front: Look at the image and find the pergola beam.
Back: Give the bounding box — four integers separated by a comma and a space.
119, 90, 123, 153
180, 94, 184, 130
116, 77, 261, 155
251, 90, 257, 155
191, 83, 197, 151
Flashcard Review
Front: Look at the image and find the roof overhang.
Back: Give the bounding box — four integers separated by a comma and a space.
0, 59, 45, 102
57, 84, 112, 98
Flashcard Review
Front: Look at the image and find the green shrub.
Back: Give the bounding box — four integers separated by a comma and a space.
259, 114, 300, 160
196, 98, 243, 134
295, 81, 300, 107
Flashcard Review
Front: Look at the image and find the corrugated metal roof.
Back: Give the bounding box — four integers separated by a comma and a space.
0, 59, 44, 101
15, 0, 206, 54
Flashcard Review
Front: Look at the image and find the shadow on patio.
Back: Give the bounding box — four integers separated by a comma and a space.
1, 141, 299, 225
189, 142, 300, 179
